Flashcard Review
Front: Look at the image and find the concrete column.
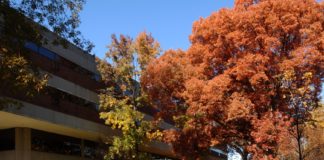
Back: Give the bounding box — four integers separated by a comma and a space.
81, 139, 85, 158
15, 128, 31, 160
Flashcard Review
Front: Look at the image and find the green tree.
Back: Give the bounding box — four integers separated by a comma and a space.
97, 32, 162, 160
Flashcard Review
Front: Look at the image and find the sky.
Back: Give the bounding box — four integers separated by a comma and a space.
78, 1, 323, 101
81, 3, 322, 159
79, 0, 235, 58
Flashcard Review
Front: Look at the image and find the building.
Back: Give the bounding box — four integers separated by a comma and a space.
0, 24, 177, 159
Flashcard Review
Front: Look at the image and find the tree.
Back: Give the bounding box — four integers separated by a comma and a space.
1, 0, 93, 51
276, 71, 322, 160
142, 0, 324, 159
303, 104, 324, 159
0, 0, 90, 108
279, 103, 324, 160
97, 32, 162, 160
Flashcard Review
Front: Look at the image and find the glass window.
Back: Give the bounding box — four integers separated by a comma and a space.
25, 42, 59, 61
47, 87, 98, 111
38, 47, 57, 60
31, 129, 81, 156
84, 140, 104, 160
92, 73, 101, 82
25, 42, 39, 53
94, 104, 99, 111
0, 128, 15, 151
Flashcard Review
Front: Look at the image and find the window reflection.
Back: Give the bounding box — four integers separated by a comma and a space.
31, 129, 81, 156
25, 42, 101, 82
84, 140, 105, 159
31, 129, 105, 159
25, 42, 58, 61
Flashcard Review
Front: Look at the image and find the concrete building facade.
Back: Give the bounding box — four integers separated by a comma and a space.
0, 29, 175, 159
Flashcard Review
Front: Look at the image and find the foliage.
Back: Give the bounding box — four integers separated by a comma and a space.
0, 48, 48, 102
275, 70, 321, 160
0, 0, 90, 108
303, 104, 324, 159
279, 103, 324, 159
142, 0, 324, 159
280, 103, 324, 159
2, 0, 93, 52
98, 32, 162, 160
309, 103, 324, 128
0, 2, 49, 109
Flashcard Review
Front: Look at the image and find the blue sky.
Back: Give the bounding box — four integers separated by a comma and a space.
79, 1, 323, 101
79, 0, 235, 58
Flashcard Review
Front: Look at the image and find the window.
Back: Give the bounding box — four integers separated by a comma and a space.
47, 87, 99, 111
92, 73, 101, 82
25, 42, 39, 53
31, 129, 81, 156
25, 42, 58, 61
0, 128, 15, 151
39, 47, 57, 61
31, 130, 104, 159
84, 140, 105, 160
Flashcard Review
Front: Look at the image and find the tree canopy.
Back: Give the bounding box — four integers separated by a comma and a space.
97, 31, 162, 160
142, 0, 324, 159
1, 0, 93, 52
0, 0, 89, 108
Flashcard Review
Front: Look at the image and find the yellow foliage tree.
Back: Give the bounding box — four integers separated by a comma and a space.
303, 104, 324, 159
98, 32, 162, 160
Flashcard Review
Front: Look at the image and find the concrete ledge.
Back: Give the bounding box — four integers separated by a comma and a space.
41, 31, 98, 75
0, 100, 176, 157
0, 100, 114, 141
140, 141, 175, 158
46, 72, 99, 104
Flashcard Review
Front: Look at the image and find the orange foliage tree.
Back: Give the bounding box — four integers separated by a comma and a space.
141, 0, 324, 159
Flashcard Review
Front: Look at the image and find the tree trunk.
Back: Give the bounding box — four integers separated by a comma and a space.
295, 104, 303, 160
242, 152, 249, 160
